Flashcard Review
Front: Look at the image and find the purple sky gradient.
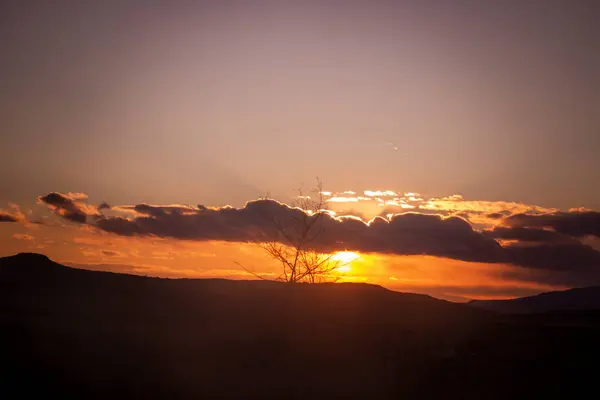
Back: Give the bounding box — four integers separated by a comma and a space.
2, 0, 599, 209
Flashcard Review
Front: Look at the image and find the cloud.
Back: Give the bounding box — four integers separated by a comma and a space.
483, 226, 600, 283
40, 195, 507, 264
419, 195, 558, 216
484, 227, 578, 245
322, 190, 558, 223
0, 203, 24, 223
363, 190, 397, 197
504, 242, 600, 272
416, 196, 560, 227
319, 212, 507, 263
35, 192, 600, 285
486, 212, 509, 220
101, 250, 125, 257
12, 233, 34, 241
0, 212, 19, 222
503, 211, 600, 238
38, 192, 99, 223
328, 196, 359, 203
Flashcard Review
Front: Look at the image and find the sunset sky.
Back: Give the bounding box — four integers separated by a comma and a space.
2, 1, 599, 301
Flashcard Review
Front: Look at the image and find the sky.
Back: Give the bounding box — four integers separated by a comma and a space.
1, 1, 600, 301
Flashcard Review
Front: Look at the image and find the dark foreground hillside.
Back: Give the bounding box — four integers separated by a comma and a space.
1, 253, 599, 399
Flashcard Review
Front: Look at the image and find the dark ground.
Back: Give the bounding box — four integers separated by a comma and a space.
2, 253, 599, 399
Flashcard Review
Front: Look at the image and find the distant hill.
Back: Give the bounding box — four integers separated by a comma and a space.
0, 252, 477, 322
2, 253, 600, 399
469, 286, 600, 314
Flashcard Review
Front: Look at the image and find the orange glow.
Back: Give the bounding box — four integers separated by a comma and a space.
331, 251, 360, 273
0, 220, 568, 301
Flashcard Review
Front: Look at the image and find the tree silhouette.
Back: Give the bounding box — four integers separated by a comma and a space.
239, 179, 341, 283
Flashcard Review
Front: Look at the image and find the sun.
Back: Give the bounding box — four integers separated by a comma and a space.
331, 251, 360, 273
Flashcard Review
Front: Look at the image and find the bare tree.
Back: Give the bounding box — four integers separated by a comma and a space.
239, 179, 341, 283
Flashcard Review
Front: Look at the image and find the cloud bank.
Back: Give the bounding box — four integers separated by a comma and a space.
32, 192, 600, 286
37, 193, 506, 263
35, 192, 600, 286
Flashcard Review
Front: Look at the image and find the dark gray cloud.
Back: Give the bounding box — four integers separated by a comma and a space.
487, 212, 509, 220
485, 225, 600, 274
38, 192, 97, 223
319, 212, 507, 263
54, 197, 507, 264
505, 243, 600, 271
491, 211, 600, 283
484, 227, 578, 244
504, 211, 600, 238
0, 212, 19, 222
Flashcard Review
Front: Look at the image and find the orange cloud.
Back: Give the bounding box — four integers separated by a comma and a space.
12, 233, 34, 241
364, 190, 397, 197
419, 195, 558, 216
328, 196, 359, 203
37, 192, 100, 223
321, 190, 559, 225
0, 203, 25, 223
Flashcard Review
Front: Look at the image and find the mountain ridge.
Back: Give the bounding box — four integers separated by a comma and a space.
469, 285, 600, 314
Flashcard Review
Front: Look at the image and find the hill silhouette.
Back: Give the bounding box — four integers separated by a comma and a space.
2, 253, 599, 398
470, 286, 600, 314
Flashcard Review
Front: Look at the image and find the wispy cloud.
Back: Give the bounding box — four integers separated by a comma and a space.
12, 233, 34, 241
